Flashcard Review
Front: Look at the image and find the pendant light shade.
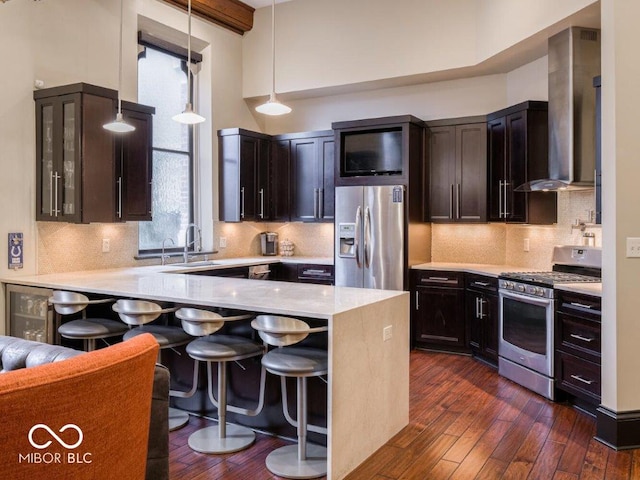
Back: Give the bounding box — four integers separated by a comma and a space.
173, 0, 205, 125
104, 0, 135, 133
255, 0, 291, 116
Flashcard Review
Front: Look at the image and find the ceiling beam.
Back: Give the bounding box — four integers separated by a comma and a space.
163, 0, 255, 35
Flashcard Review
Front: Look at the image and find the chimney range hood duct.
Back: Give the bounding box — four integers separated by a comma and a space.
516, 27, 601, 192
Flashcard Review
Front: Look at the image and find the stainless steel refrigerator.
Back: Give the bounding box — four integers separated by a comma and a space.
335, 185, 405, 290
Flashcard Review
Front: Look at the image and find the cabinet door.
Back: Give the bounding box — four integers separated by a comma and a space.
487, 117, 506, 222
119, 108, 153, 221
428, 126, 456, 221
414, 287, 466, 349
256, 138, 271, 221
271, 139, 291, 221
457, 123, 487, 222
505, 111, 527, 223
239, 136, 259, 221
36, 98, 57, 221
466, 291, 482, 353
318, 136, 335, 221
482, 293, 499, 363
290, 138, 320, 222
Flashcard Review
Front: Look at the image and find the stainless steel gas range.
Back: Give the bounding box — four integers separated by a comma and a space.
498, 246, 602, 400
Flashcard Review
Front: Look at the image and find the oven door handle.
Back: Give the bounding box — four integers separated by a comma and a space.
499, 289, 552, 308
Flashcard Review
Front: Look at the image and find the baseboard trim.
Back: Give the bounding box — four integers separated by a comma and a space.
595, 406, 640, 450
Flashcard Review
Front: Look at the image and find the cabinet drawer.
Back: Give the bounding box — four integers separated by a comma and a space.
465, 274, 498, 293
414, 270, 464, 288
557, 312, 601, 362
556, 351, 601, 402
297, 264, 334, 284
557, 291, 601, 319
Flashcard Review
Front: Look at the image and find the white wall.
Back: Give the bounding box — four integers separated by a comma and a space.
243, 0, 597, 99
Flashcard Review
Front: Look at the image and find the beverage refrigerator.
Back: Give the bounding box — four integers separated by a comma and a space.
5, 284, 55, 343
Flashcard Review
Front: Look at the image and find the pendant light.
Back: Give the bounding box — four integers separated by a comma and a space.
103, 0, 135, 133
255, 0, 291, 116
173, 0, 205, 124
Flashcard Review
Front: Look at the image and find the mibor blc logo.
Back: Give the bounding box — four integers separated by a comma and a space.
18, 424, 92, 465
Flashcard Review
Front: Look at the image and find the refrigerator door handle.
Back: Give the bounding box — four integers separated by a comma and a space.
364, 206, 371, 269
355, 205, 362, 268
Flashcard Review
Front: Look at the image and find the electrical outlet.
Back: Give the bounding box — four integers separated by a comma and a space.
102, 238, 110, 253
219, 237, 227, 248
626, 237, 640, 258
523, 238, 530, 252
383, 325, 393, 342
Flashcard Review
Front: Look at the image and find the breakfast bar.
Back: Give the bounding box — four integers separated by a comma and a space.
1, 266, 409, 480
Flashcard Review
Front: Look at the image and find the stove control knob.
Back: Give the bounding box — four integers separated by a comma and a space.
517, 285, 525, 292
535, 288, 545, 296
506, 282, 514, 289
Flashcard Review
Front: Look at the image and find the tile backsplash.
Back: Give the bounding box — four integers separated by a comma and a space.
36, 190, 598, 273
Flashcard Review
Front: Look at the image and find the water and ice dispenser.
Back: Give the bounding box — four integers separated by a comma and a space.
338, 223, 356, 258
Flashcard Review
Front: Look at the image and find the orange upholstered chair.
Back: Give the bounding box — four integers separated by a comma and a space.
0, 333, 159, 480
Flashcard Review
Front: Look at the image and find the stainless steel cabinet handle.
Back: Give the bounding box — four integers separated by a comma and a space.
53, 171, 60, 216
473, 282, 491, 287
259, 188, 265, 219
49, 171, 54, 216
240, 187, 245, 219
319, 188, 324, 219
313, 188, 319, 219
479, 298, 484, 318
570, 333, 594, 342
475, 297, 480, 318
450, 184, 454, 219
503, 181, 509, 217
415, 291, 419, 310
570, 374, 594, 385
456, 183, 461, 219
117, 177, 122, 219
498, 180, 503, 218
355, 206, 362, 269
428, 277, 450, 281
570, 302, 593, 309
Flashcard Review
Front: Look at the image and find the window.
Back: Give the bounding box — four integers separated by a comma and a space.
137, 44, 193, 253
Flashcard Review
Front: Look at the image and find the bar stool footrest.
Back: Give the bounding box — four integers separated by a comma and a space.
265, 443, 327, 479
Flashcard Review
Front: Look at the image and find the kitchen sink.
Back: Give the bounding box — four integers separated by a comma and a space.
169, 261, 222, 268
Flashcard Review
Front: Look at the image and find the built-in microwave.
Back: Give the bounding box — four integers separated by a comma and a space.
340, 128, 403, 177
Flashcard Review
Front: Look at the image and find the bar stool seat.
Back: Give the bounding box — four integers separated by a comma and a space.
252, 315, 328, 479
50, 291, 127, 352
176, 307, 265, 455
124, 324, 194, 349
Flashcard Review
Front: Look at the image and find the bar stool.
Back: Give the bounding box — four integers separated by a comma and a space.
176, 307, 266, 454
251, 314, 328, 479
113, 299, 197, 431
50, 291, 128, 351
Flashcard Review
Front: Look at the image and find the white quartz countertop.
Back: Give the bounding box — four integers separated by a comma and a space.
411, 262, 602, 296
1, 261, 399, 319
159, 255, 333, 273
411, 262, 539, 277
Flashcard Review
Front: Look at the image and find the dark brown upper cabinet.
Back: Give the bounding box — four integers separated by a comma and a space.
218, 128, 271, 222
426, 116, 487, 223
275, 130, 335, 223
34, 83, 154, 224
487, 101, 557, 224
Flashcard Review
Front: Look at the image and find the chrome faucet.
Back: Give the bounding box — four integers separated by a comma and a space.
183, 223, 202, 263
161, 238, 174, 265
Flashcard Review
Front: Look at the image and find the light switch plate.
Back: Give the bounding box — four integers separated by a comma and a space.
626, 237, 640, 258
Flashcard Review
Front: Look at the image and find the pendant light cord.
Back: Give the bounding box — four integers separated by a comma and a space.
187, 0, 193, 106
117, 0, 124, 114
271, 0, 276, 96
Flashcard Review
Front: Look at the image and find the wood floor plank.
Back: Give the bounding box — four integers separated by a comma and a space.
169, 351, 638, 480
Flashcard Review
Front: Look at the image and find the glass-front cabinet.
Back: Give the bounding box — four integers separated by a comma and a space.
5, 284, 54, 344
35, 93, 82, 222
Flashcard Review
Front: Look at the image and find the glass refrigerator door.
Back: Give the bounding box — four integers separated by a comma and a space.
6, 285, 54, 343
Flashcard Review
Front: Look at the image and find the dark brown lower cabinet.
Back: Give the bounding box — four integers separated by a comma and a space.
555, 290, 601, 414
466, 274, 499, 366
411, 270, 467, 352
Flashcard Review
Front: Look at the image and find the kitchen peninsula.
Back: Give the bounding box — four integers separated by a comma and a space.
1, 264, 409, 480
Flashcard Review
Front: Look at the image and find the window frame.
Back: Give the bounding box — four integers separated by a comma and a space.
136, 34, 201, 256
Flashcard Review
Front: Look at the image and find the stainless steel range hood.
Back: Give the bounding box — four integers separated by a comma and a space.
516, 27, 601, 192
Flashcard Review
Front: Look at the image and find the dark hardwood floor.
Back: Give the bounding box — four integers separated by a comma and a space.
169, 351, 640, 479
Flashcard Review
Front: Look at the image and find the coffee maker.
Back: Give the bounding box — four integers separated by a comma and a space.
260, 232, 278, 256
